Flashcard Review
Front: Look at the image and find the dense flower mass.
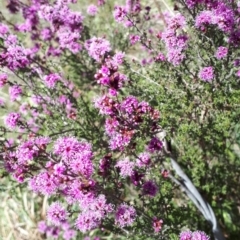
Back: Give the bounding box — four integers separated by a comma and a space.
198, 67, 214, 81
137, 152, 151, 167
115, 158, 135, 177
142, 180, 158, 197
215, 46, 228, 59
87, 4, 98, 16
85, 37, 111, 62
47, 202, 68, 226
115, 204, 136, 227
148, 137, 163, 152
54, 136, 93, 178
113, 6, 127, 23
43, 73, 61, 88
179, 230, 210, 240
4, 112, 21, 129
9, 85, 22, 101
0, 73, 8, 87
1, 0, 238, 239
162, 13, 188, 66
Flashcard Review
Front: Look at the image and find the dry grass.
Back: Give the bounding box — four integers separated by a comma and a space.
0, 177, 48, 240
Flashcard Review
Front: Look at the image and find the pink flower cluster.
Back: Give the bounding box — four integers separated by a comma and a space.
0, 33, 30, 70
39, 0, 83, 53
0, 73, 8, 87
195, 1, 235, 33
47, 202, 67, 226
9, 85, 22, 101
87, 4, 98, 16
115, 203, 136, 227
38, 220, 76, 240
4, 112, 21, 129
3, 136, 50, 183
215, 46, 228, 59
162, 13, 188, 66
113, 0, 142, 27
85, 37, 111, 62
43, 73, 62, 88
75, 194, 113, 232
129, 34, 141, 45
198, 67, 214, 82
93, 50, 126, 95
179, 230, 210, 240
3, 135, 119, 233
95, 95, 160, 150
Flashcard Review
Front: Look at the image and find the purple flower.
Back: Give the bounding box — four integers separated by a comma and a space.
213, 2, 234, 33
46, 226, 61, 239
152, 217, 163, 233
85, 194, 114, 215
167, 13, 186, 30
41, 27, 53, 41
179, 230, 192, 240
4, 112, 21, 129
195, 11, 213, 28
87, 4, 98, 16
105, 117, 119, 136
112, 51, 125, 65
166, 48, 186, 66
63, 229, 76, 240
54, 137, 93, 178
120, 96, 138, 114
198, 67, 214, 81
130, 170, 144, 186
155, 52, 166, 62
129, 35, 141, 45
161, 13, 188, 67
234, 59, 240, 67
75, 211, 101, 233
0, 73, 8, 87
38, 221, 48, 234
57, 27, 82, 54
43, 73, 61, 88
94, 95, 117, 115
29, 172, 58, 195
115, 158, 135, 177
47, 202, 67, 226
236, 69, 240, 77
185, 0, 204, 9
179, 230, 210, 240
1, 45, 30, 70
0, 23, 9, 36
16, 139, 40, 165
137, 152, 151, 167
109, 132, 133, 150
148, 137, 163, 152
53, 136, 91, 160
99, 155, 111, 175
215, 46, 228, 59
192, 231, 210, 240
142, 180, 158, 197
113, 6, 127, 23
69, 152, 94, 178
85, 37, 111, 62
115, 204, 136, 227
9, 85, 22, 101
13, 167, 25, 183
126, 0, 141, 14
98, 0, 106, 6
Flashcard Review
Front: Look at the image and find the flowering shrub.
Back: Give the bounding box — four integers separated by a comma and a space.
0, 0, 240, 239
